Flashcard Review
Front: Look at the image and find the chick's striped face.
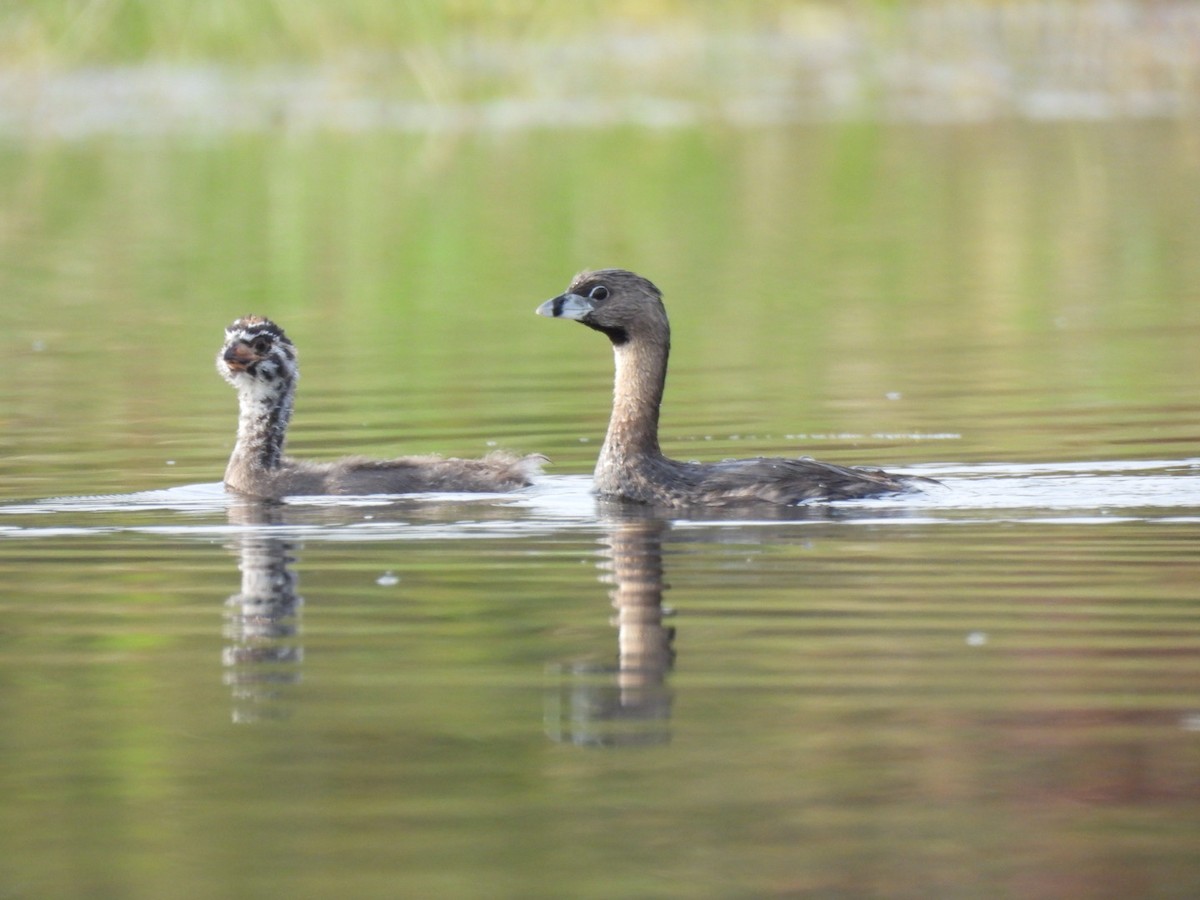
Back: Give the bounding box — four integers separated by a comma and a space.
217, 316, 297, 389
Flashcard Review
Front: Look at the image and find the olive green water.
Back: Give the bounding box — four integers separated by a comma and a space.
2, 62, 1200, 900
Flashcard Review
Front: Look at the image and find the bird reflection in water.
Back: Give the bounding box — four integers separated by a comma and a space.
546, 516, 676, 747
222, 498, 303, 723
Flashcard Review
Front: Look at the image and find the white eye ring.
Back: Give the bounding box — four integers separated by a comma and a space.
589, 285, 609, 301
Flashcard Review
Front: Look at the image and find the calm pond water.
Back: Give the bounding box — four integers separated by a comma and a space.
2, 22, 1200, 898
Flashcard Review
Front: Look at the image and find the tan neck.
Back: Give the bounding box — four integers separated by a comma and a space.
601, 335, 668, 463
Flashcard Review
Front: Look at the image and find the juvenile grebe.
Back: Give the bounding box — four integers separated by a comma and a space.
217, 316, 541, 499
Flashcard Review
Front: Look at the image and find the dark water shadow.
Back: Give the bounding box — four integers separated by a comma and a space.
542, 498, 933, 747
216, 490, 556, 723
545, 514, 676, 747
222, 497, 304, 723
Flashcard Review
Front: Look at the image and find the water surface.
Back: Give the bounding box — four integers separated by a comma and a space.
2, 23, 1199, 897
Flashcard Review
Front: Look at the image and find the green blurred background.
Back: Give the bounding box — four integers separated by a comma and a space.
2, 1, 1197, 498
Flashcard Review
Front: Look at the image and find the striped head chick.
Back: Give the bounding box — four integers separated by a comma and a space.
218, 316, 298, 471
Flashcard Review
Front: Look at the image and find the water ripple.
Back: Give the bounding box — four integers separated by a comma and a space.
1, 459, 1196, 540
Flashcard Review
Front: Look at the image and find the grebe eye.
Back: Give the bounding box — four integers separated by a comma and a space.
252, 337, 271, 354
588, 285, 609, 301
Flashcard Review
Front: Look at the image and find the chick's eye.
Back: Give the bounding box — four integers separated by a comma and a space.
252, 337, 271, 354
588, 285, 609, 301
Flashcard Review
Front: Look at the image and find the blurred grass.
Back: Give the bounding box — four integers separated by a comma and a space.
3, 0, 796, 66
4, 2, 1196, 132
2, 2, 1198, 497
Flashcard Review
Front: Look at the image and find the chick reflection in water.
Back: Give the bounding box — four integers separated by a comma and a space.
546, 518, 675, 747
223, 499, 303, 723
